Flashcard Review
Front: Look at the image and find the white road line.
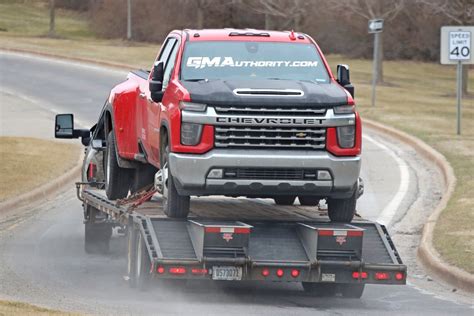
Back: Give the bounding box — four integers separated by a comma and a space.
364, 134, 411, 226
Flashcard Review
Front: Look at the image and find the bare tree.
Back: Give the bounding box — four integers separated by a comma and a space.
194, 0, 238, 29
329, 0, 405, 83
243, 0, 309, 30
418, 0, 472, 94
49, 0, 56, 37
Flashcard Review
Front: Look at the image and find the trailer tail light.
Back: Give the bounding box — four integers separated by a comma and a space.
395, 272, 404, 281
169, 267, 187, 275
157, 266, 165, 274
276, 269, 284, 278
352, 271, 368, 279
191, 268, 208, 275
291, 269, 300, 278
318, 230, 363, 237
375, 272, 390, 280
205, 227, 251, 234
261, 268, 270, 277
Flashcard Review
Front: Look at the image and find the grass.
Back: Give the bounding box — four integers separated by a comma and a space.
0, 300, 75, 315
0, 137, 80, 201
0, 1, 472, 272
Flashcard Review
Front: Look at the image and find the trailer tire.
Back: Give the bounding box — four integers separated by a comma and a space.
327, 190, 357, 223
131, 164, 157, 194
105, 132, 132, 200
273, 196, 296, 206
339, 284, 365, 298
161, 143, 190, 218
135, 233, 151, 291
302, 283, 337, 297
298, 196, 320, 206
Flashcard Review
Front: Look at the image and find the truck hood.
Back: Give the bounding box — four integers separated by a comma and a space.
180, 79, 348, 108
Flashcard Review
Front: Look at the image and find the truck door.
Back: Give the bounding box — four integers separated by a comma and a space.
137, 37, 177, 165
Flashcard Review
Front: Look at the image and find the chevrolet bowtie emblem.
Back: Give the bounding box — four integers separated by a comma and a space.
295, 132, 307, 138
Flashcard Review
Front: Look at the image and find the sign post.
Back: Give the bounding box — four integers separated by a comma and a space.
441, 26, 473, 135
368, 19, 384, 107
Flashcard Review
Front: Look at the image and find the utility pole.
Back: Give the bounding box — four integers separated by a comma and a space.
49, 0, 55, 37
127, 0, 132, 40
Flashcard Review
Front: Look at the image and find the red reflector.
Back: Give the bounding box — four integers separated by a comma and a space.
375, 272, 390, 280
347, 230, 363, 237
191, 268, 208, 275
205, 227, 221, 233
276, 269, 284, 278
234, 227, 250, 234
291, 269, 300, 278
352, 271, 368, 279
395, 272, 404, 280
157, 266, 165, 274
261, 268, 270, 277
169, 267, 187, 275
318, 230, 333, 236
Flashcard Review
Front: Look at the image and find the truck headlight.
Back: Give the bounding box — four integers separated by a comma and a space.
181, 123, 203, 146
179, 101, 207, 112
337, 125, 355, 148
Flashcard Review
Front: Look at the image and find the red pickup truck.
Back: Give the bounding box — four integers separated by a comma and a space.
55, 29, 362, 222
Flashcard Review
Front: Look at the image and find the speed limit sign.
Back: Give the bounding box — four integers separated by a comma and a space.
441, 26, 473, 65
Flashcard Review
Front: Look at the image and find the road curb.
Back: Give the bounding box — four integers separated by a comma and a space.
0, 151, 82, 215
365, 119, 474, 293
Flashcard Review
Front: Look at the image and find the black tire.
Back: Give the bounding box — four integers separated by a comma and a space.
298, 196, 320, 206
327, 190, 357, 223
84, 206, 112, 254
105, 132, 132, 200
161, 143, 190, 218
135, 233, 151, 291
339, 284, 365, 298
302, 283, 337, 297
131, 164, 157, 194
273, 196, 296, 205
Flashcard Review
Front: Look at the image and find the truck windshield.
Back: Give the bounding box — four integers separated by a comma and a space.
181, 41, 329, 83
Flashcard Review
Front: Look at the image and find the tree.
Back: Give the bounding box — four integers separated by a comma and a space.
243, 0, 309, 30
417, 0, 473, 95
329, 0, 405, 83
193, 0, 237, 29
49, 0, 56, 37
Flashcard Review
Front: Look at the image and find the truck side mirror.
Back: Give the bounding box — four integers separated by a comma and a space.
55, 114, 75, 138
150, 61, 164, 102
337, 64, 355, 98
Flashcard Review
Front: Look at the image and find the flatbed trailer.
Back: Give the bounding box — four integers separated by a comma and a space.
78, 185, 406, 297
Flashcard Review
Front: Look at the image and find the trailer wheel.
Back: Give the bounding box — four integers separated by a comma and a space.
161, 143, 190, 218
339, 284, 365, 298
131, 164, 157, 194
327, 190, 357, 223
84, 206, 112, 254
298, 196, 320, 206
273, 196, 296, 205
105, 132, 132, 200
302, 283, 337, 297
135, 232, 151, 291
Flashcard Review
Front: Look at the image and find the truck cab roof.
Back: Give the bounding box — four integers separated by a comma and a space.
182, 28, 312, 43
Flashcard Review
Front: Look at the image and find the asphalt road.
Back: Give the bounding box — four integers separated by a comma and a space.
0, 52, 472, 315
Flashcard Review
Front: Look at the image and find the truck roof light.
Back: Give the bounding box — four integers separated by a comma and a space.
169, 267, 187, 275
289, 30, 296, 40
375, 272, 390, 280
276, 269, 284, 278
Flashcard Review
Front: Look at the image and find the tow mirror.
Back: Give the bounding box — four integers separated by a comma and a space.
150, 61, 164, 102
55, 114, 90, 143
337, 64, 355, 98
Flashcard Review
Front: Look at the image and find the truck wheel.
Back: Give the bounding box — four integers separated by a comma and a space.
273, 196, 296, 205
131, 164, 157, 194
327, 190, 357, 223
84, 206, 112, 254
302, 283, 337, 297
161, 144, 190, 218
298, 196, 320, 206
105, 132, 132, 200
339, 284, 365, 298
135, 232, 151, 291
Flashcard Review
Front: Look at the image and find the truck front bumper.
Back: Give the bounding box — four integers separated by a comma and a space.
169, 149, 361, 198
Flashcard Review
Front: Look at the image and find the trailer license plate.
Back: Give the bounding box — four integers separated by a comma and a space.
212, 266, 242, 281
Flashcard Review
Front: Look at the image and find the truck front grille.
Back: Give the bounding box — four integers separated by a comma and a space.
214, 105, 327, 116
223, 168, 317, 180
215, 126, 326, 150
